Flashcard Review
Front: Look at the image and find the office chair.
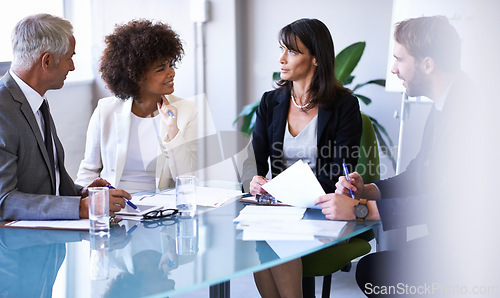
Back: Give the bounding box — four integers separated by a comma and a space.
302, 113, 380, 298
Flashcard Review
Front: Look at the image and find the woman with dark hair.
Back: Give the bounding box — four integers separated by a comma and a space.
249, 18, 362, 297
76, 20, 197, 193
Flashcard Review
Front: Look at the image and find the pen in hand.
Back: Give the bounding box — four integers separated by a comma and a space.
342, 162, 356, 199
106, 185, 141, 212
159, 100, 176, 118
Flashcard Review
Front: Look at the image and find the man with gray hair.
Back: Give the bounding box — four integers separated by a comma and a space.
0, 13, 130, 220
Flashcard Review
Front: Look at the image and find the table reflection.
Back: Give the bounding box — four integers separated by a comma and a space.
0, 228, 81, 297
100, 216, 198, 297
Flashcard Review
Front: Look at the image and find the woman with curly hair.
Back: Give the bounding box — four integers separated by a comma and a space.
76, 20, 197, 193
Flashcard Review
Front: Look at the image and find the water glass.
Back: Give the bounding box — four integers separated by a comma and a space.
176, 175, 196, 217
89, 233, 110, 280
88, 187, 110, 235
176, 217, 198, 256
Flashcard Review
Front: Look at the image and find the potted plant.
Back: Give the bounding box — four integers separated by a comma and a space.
234, 41, 396, 170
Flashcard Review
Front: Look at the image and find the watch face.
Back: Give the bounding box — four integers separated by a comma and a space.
354, 203, 369, 219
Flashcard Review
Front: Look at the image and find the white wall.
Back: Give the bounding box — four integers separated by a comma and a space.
241, 0, 402, 178
55, 0, 404, 181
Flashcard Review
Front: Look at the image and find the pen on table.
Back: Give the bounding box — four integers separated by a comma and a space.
342, 162, 356, 199
106, 185, 141, 212
159, 100, 176, 118
127, 222, 138, 235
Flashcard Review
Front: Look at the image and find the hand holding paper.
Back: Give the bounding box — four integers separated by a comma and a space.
262, 160, 325, 209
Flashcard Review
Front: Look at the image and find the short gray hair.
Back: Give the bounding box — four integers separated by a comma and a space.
11, 13, 73, 71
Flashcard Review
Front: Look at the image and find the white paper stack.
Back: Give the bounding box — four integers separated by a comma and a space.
234, 205, 347, 241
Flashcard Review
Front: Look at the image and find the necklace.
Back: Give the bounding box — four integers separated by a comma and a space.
291, 92, 313, 109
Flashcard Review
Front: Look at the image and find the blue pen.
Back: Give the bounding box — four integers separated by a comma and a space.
342, 162, 356, 199
106, 185, 141, 212
160, 100, 176, 118
127, 223, 138, 235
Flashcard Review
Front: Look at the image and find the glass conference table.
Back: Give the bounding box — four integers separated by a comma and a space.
0, 189, 379, 298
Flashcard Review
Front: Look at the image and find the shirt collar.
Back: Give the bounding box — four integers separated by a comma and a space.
9, 69, 45, 115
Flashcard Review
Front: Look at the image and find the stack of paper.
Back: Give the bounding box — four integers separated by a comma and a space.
234, 205, 347, 241
262, 160, 325, 209
234, 205, 308, 240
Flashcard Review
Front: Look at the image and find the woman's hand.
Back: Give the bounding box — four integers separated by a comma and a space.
249, 175, 269, 196
157, 95, 179, 140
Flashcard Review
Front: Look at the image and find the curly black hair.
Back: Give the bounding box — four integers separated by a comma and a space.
99, 19, 184, 100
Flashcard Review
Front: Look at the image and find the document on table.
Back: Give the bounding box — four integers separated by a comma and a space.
233, 205, 307, 224
156, 186, 242, 208
262, 160, 325, 209
5, 219, 90, 230
234, 205, 346, 241
237, 219, 347, 241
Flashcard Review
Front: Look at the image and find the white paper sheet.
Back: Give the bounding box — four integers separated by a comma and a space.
194, 186, 243, 207
144, 187, 242, 208
262, 160, 325, 208
242, 229, 315, 241
234, 205, 346, 241
6, 219, 90, 230
237, 219, 346, 240
233, 205, 307, 223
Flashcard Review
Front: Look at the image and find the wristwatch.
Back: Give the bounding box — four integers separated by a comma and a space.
354, 199, 368, 221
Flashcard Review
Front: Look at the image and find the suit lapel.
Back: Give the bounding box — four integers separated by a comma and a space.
113, 98, 133, 186
427, 73, 468, 157
3, 73, 56, 190
317, 107, 332, 145
272, 90, 290, 155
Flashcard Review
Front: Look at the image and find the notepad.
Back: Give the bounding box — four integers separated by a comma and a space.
115, 204, 163, 216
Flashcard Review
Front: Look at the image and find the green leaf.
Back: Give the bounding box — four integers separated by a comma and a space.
354, 94, 372, 106
233, 101, 260, 137
372, 125, 397, 170
342, 75, 355, 86
369, 116, 394, 147
272, 72, 281, 81
335, 41, 365, 83
353, 79, 386, 91
233, 101, 260, 125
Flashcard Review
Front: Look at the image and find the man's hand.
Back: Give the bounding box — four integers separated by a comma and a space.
335, 172, 365, 199
79, 177, 112, 198
79, 197, 89, 218
78, 178, 132, 218
314, 193, 357, 220
249, 175, 269, 196
108, 188, 131, 217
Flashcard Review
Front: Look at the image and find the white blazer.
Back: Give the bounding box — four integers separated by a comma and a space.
75, 94, 197, 190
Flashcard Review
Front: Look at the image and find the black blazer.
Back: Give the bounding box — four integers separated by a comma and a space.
251, 88, 362, 193
375, 73, 479, 230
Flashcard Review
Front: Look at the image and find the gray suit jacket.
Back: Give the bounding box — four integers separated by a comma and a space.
0, 72, 81, 220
